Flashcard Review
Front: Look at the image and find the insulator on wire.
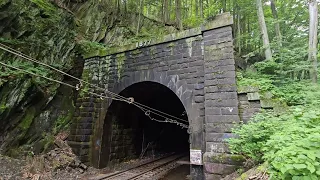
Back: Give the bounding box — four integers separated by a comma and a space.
128, 97, 134, 104
145, 110, 150, 116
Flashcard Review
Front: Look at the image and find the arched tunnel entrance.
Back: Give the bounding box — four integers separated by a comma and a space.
100, 81, 190, 167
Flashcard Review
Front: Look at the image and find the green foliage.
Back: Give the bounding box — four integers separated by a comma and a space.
0, 60, 56, 90
53, 111, 73, 134
236, 70, 277, 92
76, 40, 107, 57
30, 0, 59, 20
263, 107, 320, 179
229, 82, 320, 179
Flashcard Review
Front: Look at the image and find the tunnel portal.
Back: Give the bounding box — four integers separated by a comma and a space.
101, 81, 190, 166
69, 13, 241, 179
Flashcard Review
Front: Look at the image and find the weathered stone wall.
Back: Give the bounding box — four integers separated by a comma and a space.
238, 92, 261, 123
69, 13, 238, 179
109, 124, 137, 165
69, 29, 206, 167
202, 25, 243, 179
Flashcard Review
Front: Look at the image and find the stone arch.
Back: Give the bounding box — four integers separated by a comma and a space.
96, 71, 194, 167
111, 69, 194, 121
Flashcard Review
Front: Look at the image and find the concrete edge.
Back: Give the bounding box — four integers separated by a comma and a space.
85, 12, 233, 58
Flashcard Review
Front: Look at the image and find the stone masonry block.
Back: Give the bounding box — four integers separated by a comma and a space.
204, 173, 222, 180
205, 78, 236, 86
194, 90, 205, 96
250, 101, 262, 108
205, 123, 234, 133
205, 84, 237, 93
204, 162, 238, 175
206, 142, 230, 153
247, 92, 260, 101
205, 107, 222, 115
204, 65, 235, 73
195, 96, 205, 103
205, 99, 238, 107
205, 115, 240, 123
205, 70, 235, 80
203, 152, 245, 166
206, 133, 235, 142
221, 107, 239, 115
204, 36, 233, 46
205, 92, 237, 100
203, 26, 232, 37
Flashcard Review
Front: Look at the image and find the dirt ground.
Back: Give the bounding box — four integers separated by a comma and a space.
0, 132, 169, 180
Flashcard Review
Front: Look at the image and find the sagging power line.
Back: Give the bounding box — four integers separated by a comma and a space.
0, 43, 189, 124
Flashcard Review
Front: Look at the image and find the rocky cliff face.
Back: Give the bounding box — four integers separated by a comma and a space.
0, 0, 175, 157
0, 0, 79, 156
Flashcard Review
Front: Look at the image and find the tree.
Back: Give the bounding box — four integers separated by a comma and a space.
136, 0, 144, 35
270, 0, 282, 47
308, 0, 318, 83
163, 0, 169, 23
175, 0, 183, 30
256, 0, 272, 60
222, 0, 227, 12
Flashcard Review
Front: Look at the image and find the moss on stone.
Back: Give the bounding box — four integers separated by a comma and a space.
79, 69, 91, 97
78, 40, 108, 59
30, 0, 59, 19
18, 107, 36, 130
167, 42, 175, 48
131, 49, 141, 55
53, 111, 73, 134
206, 153, 245, 164
116, 53, 126, 80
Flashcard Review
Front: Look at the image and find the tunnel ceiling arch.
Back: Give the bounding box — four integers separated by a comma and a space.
98, 81, 190, 167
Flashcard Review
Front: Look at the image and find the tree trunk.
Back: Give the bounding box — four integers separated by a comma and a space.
256, 0, 272, 60
237, 9, 241, 55
136, 0, 143, 35
195, 0, 199, 17
200, 0, 203, 18
163, 0, 169, 23
308, 0, 318, 83
270, 0, 282, 47
169, 0, 172, 22
223, 0, 227, 12
124, 0, 127, 15
175, 0, 183, 30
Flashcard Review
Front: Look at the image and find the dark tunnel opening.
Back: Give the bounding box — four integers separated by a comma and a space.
102, 81, 189, 166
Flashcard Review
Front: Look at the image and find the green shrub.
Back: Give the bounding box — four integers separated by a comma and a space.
229, 104, 320, 179
229, 81, 320, 179
228, 111, 286, 162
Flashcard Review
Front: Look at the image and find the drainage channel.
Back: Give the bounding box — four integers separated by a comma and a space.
89, 153, 187, 180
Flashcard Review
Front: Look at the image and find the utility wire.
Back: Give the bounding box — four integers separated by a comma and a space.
0, 43, 189, 123
0, 61, 189, 129
0, 61, 75, 89
134, 104, 188, 129
0, 61, 119, 101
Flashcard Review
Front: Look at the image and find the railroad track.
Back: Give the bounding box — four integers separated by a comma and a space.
89, 153, 187, 180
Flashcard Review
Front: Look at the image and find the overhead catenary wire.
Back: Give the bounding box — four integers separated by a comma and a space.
0, 61, 189, 129
0, 61, 120, 102
134, 104, 189, 129
0, 43, 189, 123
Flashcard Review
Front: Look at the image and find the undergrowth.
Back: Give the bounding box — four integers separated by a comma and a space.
230, 62, 320, 179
